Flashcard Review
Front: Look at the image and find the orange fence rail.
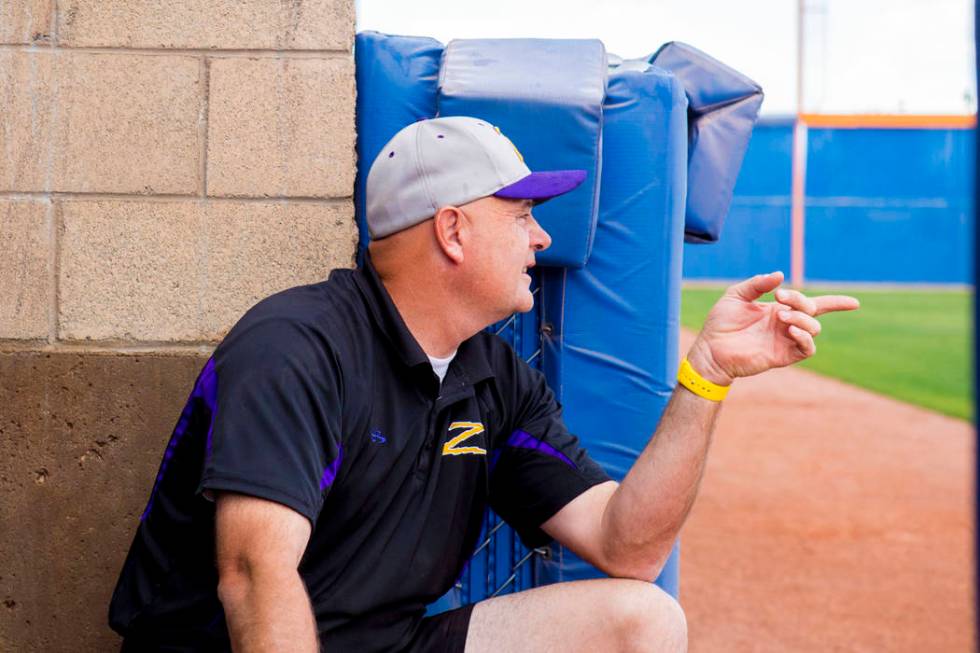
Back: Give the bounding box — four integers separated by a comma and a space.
799, 113, 976, 129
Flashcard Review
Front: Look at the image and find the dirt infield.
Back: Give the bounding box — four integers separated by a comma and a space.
678, 329, 975, 652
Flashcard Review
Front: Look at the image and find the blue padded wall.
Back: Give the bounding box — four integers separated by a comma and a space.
538, 64, 688, 596
438, 39, 606, 268
648, 42, 763, 244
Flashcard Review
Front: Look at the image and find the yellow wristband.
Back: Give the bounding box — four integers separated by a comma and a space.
677, 357, 731, 402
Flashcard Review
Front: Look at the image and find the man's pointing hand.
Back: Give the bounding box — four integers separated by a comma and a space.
685, 271, 861, 386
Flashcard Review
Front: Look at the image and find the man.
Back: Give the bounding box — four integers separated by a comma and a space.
109, 116, 859, 652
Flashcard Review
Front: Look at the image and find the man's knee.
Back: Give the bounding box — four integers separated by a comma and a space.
606, 580, 687, 652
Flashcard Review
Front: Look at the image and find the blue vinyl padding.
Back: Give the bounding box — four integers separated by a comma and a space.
538, 64, 688, 596
437, 39, 607, 268
648, 42, 763, 244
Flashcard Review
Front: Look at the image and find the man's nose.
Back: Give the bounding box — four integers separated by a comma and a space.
528, 215, 552, 252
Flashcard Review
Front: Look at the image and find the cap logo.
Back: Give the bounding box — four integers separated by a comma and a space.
494, 125, 524, 163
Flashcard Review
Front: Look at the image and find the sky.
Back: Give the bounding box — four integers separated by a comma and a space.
355, 0, 975, 116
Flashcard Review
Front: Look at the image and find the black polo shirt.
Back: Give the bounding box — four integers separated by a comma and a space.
108, 256, 611, 651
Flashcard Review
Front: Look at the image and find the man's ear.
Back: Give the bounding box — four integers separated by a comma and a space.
433, 206, 466, 264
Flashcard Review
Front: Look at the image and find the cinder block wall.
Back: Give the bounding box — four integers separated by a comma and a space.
0, 2, 357, 649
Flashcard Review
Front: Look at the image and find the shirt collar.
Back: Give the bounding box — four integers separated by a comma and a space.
353, 253, 495, 386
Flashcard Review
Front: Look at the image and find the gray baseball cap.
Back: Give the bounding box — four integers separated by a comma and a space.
365, 116, 587, 239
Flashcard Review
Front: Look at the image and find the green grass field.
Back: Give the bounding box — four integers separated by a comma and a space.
681, 286, 973, 421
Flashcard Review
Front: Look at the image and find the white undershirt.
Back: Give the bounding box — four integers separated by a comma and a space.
427, 350, 457, 383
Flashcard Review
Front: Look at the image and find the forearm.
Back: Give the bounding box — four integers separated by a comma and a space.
599, 382, 723, 579
590, 273, 857, 580
219, 566, 320, 652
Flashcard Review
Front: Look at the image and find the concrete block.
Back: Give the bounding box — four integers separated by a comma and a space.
200, 200, 357, 336
207, 57, 355, 198
0, 0, 54, 44
55, 52, 202, 194
0, 51, 56, 191
0, 51, 201, 194
59, 200, 201, 342
0, 199, 51, 340
58, 0, 354, 50
58, 199, 357, 342
0, 350, 208, 651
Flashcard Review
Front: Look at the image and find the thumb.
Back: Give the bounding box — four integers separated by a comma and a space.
726, 271, 784, 302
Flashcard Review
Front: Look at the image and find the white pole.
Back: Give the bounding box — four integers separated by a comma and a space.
790, 0, 808, 289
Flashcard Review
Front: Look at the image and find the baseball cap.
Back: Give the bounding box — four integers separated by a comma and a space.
365, 116, 587, 239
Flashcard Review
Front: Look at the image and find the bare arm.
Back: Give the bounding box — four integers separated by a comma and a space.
597, 380, 722, 579
540, 383, 720, 580
215, 492, 319, 652
543, 271, 860, 580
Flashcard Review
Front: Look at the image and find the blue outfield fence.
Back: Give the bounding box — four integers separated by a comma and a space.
683, 117, 975, 285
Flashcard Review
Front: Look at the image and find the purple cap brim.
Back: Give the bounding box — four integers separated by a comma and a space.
494, 169, 587, 202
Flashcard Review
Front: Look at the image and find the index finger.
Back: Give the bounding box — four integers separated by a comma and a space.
812, 295, 860, 316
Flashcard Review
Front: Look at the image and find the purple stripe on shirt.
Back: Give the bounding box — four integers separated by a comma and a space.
201, 369, 219, 460
489, 429, 578, 475
320, 446, 344, 490
506, 429, 578, 469
140, 357, 218, 521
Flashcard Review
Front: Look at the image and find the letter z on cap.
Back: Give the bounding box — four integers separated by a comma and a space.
366, 116, 587, 239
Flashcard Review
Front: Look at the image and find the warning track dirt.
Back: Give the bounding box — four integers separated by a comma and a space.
679, 329, 974, 652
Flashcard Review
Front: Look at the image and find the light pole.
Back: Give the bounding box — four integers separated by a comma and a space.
790, 0, 808, 289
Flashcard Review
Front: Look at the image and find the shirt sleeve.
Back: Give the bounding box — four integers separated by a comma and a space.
488, 352, 612, 548
196, 316, 344, 525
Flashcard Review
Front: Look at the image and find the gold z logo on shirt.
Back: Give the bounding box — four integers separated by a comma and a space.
442, 421, 487, 456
